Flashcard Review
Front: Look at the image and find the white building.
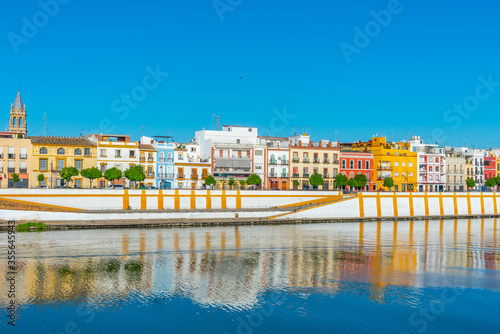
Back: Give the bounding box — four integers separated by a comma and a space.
260, 136, 289, 190
195, 125, 266, 189
409, 136, 446, 192
87, 133, 139, 188
174, 142, 211, 189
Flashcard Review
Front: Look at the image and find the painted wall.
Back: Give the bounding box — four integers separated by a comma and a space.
273, 192, 499, 220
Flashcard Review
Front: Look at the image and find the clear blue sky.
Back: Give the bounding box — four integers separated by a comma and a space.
2, 0, 500, 147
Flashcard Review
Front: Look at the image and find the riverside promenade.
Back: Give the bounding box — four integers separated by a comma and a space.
0, 189, 499, 230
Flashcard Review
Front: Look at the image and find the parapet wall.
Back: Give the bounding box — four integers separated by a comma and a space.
271, 192, 499, 220
0, 189, 343, 211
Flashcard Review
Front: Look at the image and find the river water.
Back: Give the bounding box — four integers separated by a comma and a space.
1, 219, 499, 333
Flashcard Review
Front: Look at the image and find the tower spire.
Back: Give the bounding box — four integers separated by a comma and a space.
9, 89, 27, 136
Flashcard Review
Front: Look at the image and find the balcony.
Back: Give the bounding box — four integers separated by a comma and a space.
167, 158, 173, 163
269, 173, 278, 177
323, 159, 329, 164
323, 174, 329, 178
8, 154, 15, 159
313, 159, 320, 163
158, 157, 165, 162
292, 173, 300, 178
191, 175, 198, 180
148, 158, 154, 162
8, 167, 15, 173
139, 157, 146, 162
177, 174, 185, 179
377, 166, 393, 171
100, 154, 107, 157
167, 173, 174, 178
303, 173, 309, 178
333, 160, 340, 164
303, 158, 309, 163
19, 154, 27, 159
292, 158, 300, 163
19, 168, 27, 173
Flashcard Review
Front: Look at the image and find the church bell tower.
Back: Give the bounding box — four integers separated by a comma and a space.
8, 89, 27, 136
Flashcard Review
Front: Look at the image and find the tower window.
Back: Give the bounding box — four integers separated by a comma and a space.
74, 148, 82, 155
57, 148, 65, 155
40, 147, 48, 154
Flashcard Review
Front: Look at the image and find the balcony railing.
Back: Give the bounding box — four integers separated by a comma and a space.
303, 173, 309, 178
147, 172, 155, 177
20, 154, 27, 159
191, 175, 198, 179
177, 174, 185, 179
377, 166, 393, 171
292, 158, 300, 163
139, 157, 146, 162
100, 154, 107, 157
303, 158, 309, 163
323, 159, 329, 163
167, 173, 174, 178
167, 158, 173, 162
8, 167, 15, 173
8, 154, 15, 159
323, 174, 329, 178
333, 160, 340, 164
19, 168, 27, 173
292, 173, 300, 178
148, 158, 154, 162
313, 159, 320, 163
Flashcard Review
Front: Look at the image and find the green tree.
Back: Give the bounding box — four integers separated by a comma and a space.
246, 174, 262, 190
334, 174, 348, 190
238, 179, 246, 189
59, 167, 79, 187
383, 177, 394, 191
347, 178, 358, 191
228, 178, 235, 189
124, 165, 144, 188
104, 167, 123, 186
11, 173, 20, 188
204, 175, 216, 188
466, 177, 476, 191
309, 172, 324, 189
354, 173, 368, 191
37, 174, 45, 183
485, 177, 497, 189
293, 180, 300, 189
80, 167, 102, 188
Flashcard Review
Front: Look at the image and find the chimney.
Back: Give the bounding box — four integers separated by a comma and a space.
299, 140, 302, 146
309, 141, 312, 147
217, 116, 220, 131
328, 142, 332, 148
319, 141, 322, 147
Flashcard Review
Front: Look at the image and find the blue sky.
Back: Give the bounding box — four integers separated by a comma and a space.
1, 0, 500, 147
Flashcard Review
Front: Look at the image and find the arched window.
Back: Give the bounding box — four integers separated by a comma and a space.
160, 152, 165, 161
168, 152, 173, 161
19, 118, 23, 126
342, 160, 346, 168
365, 160, 370, 170
57, 148, 65, 155
349, 172, 354, 178
270, 154, 276, 164
357, 160, 362, 169
40, 147, 48, 154
12, 117, 16, 126
350, 160, 354, 169
74, 148, 82, 155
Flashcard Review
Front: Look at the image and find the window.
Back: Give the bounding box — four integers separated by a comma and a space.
342, 160, 346, 168
409, 162, 413, 167
394, 162, 399, 167
129, 150, 136, 157
409, 172, 413, 177
75, 179, 82, 188
357, 160, 362, 169
255, 164, 263, 170
255, 150, 263, 156
75, 160, 82, 171
100, 149, 107, 157
303, 167, 308, 174
395, 172, 399, 177
365, 161, 370, 169
333, 168, 338, 176
40, 147, 48, 154
74, 148, 82, 155
349, 160, 354, 169
236, 139, 240, 144
57, 148, 65, 155
248, 128, 252, 132
84, 148, 91, 156
178, 153, 183, 160
402, 162, 406, 167
39, 159, 47, 171
115, 150, 121, 158
57, 159, 65, 170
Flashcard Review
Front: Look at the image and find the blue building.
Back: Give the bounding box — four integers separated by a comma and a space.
153, 136, 175, 189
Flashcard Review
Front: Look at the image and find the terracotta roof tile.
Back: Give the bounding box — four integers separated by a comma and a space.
31, 136, 96, 146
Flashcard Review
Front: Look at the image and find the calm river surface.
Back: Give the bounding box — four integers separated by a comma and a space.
1, 219, 500, 333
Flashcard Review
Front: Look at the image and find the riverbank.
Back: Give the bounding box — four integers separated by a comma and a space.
1, 211, 498, 231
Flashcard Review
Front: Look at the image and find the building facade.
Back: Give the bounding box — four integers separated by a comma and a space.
0, 133, 31, 188
87, 134, 139, 188
444, 153, 466, 192
8, 90, 27, 136
339, 150, 374, 191
174, 143, 210, 189
260, 136, 289, 190
139, 139, 157, 188
289, 134, 340, 190
31, 136, 97, 188
152, 137, 175, 189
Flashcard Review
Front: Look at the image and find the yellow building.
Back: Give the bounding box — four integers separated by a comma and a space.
342, 137, 418, 191
139, 143, 157, 188
289, 136, 340, 190
0, 133, 32, 188
31, 136, 97, 188
496, 154, 500, 178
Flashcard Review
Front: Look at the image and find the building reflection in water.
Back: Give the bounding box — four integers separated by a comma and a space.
0, 219, 498, 310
